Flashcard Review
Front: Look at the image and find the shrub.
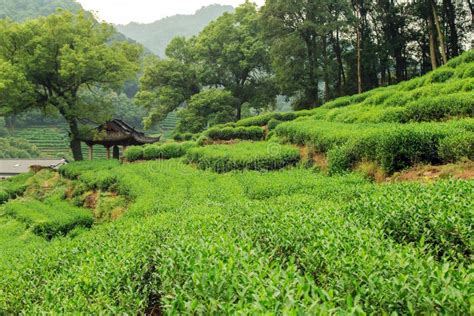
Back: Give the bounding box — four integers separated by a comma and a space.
173, 133, 194, 142
429, 69, 455, 83
205, 126, 265, 141
404, 93, 474, 122
267, 118, 283, 131
3, 199, 94, 239
143, 145, 161, 160
186, 142, 300, 173
438, 132, 474, 162
124, 146, 144, 162
0, 189, 9, 204
276, 120, 469, 173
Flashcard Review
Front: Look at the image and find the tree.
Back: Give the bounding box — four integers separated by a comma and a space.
137, 2, 277, 128
261, 0, 351, 109
136, 55, 200, 129
177, 89, 237, 133
196, 1, 277, 119
0, 11, 142, 160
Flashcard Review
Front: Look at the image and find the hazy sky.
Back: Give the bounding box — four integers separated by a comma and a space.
76, 0, 265, 25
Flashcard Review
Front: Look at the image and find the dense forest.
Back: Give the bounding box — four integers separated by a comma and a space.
137, 0, 472, 132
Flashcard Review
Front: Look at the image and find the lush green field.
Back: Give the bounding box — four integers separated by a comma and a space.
0, 159, 472, 314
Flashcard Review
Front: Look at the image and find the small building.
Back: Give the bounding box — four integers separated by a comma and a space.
0, 159, 67, 179
80, 119, 161, 160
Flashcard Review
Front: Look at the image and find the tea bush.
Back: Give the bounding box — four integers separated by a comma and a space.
0, 161, 471, 313
124, 145, 144, 162
438, 132, 474, 162
3, 199, 93, 239
277, 120, 471, 173
186, 142, 300, 172
205, 126, 265, 141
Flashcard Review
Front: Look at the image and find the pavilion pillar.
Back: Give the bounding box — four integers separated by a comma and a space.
106, 147, 111, 160
113, 146, 120, 160
122, 145, 128, 157
88, 145, 93, 161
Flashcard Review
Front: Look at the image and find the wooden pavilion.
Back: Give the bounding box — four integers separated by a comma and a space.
81, 119, 161, 160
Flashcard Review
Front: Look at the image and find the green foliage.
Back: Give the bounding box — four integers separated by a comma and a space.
347, 180, 473, 261
0, 0, 82, 21
307, 51, 474, 124
125, 142, 197, 161
0, 11, 143, 160
3, 199, 93, 239
137, 2, 277, 128
267, 118, 283, 131
1, 161, 471, 313
177, 89, 237, 133
438, 132, 474, 162
173, 132, 194, 142
124, 146, 144, 162
186, 142, 300, 172
276, 119, 472, 173
0, 137, 40, 158
236, 112, 300, 127
205, 126, 265, 141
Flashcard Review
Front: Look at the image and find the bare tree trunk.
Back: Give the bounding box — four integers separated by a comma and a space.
68, 118, 83, 161
431, 0, 448, 64
428, 15, 439, 69
357, 25, 362, 94
443, 0, 461, 57
468, 0, 474, 49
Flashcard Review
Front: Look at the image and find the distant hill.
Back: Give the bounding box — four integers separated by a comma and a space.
0, 0, 82, 21
116, 5, 234, 57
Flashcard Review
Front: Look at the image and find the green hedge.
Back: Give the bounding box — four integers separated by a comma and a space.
186, 142, 300, 173
205, 126, 265, 141
125, 142, 197, 162
277, 120, 473, 174
3, 199, 94, 239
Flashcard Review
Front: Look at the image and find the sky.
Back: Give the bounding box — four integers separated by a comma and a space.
76, 0, 265, 25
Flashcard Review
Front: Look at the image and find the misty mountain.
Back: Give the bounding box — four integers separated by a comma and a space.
116, 4, 234, 57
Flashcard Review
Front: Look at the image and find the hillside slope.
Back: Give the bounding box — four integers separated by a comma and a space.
116, 5, 234, 57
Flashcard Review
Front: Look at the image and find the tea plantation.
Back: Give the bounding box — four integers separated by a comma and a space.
0, 52, 472, 314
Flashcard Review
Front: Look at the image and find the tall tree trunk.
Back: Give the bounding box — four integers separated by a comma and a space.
443, 0, 460, 57
236, 104, 242, 121
356, 25, 363, 93
431, 0, 448, 64
322, 35, 330, 102
331, 30, 346, 96
305, 34, 319, 108
428, 15, 439, 69
468, 0, 474, 49
68, 118, 83, 161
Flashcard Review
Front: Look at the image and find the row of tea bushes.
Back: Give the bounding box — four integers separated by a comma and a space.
204, 126, 265, 141
124, 142, 197, 162
3, 198, 93, 239
345, 180, 473, 262
1, 161, 471, 313
186, 142, 300, 173
0, 173, 32, 204
276, 119, 474, 174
